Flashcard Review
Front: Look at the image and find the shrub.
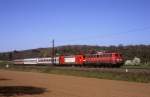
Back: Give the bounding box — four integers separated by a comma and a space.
125, 60, 133, 65
125, 57, 141, 66
132, 57, 141, 65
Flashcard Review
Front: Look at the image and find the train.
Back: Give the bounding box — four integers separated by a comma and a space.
13, 51, 124, 67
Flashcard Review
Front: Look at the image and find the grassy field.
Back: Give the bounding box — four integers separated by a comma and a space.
0, 64, 150, 83
122, 64, 150, 69
0, 60, 12, 66
43, 68, 150, 83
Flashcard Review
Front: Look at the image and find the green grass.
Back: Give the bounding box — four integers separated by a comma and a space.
42, 68, 150, 83
0, 61, 13, 67
0, 65, 150, 83
122, 64, 150, 69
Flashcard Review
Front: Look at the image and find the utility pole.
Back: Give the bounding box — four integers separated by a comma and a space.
52, 39, 55, 65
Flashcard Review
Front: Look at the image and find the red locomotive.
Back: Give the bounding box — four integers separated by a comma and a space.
83, 52, 123, 67
13, 51, 124, 67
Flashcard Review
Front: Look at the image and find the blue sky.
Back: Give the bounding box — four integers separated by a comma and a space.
0, 0, 150, 52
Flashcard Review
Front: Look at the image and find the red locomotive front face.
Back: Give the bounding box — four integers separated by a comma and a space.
112, 53, 124, 64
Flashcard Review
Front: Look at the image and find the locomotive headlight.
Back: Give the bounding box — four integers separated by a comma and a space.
117, 59, 123, 62
117, 59, 121, 61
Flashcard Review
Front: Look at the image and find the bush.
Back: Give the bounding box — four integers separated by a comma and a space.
125, 60, 133, 65
132, 57, 141, 65
125, 57, 141, 66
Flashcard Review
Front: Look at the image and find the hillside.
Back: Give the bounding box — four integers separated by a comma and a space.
0, 45, 150, 63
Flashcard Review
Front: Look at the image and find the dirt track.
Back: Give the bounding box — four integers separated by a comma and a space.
0, 70, 150, 97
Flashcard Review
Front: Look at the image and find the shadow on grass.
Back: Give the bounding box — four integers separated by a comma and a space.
0, 86, 47, 97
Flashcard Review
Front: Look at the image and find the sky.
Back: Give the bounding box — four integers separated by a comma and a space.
0, 0, 150, 52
